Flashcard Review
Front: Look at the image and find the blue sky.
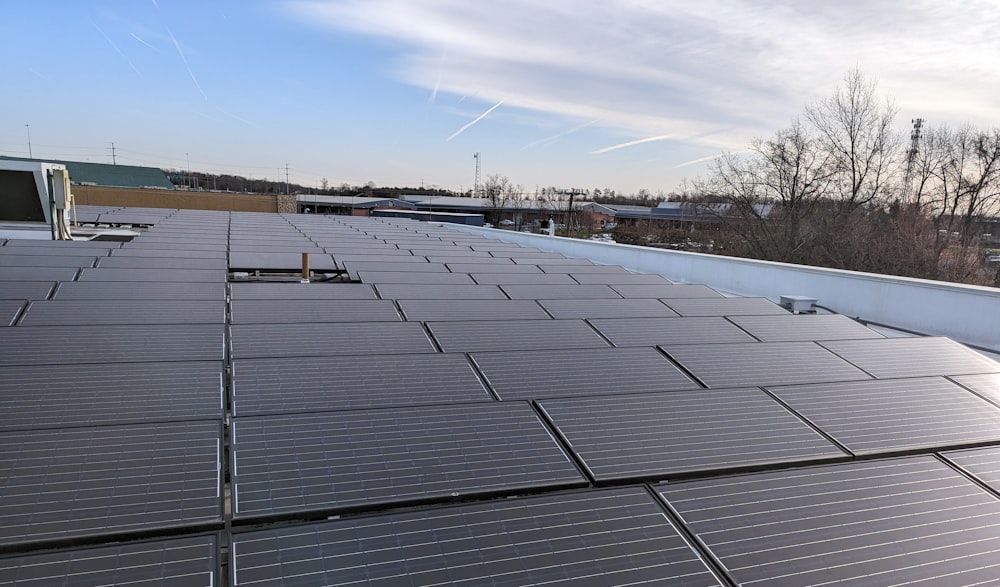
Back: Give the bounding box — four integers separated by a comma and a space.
2, 1, 998, 195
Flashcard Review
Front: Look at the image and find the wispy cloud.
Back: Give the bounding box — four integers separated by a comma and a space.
446, 100, 504, 141
674, 153, 723, 169
93, 22, 140, 76
523, 119, 600, 150
592, 134, 675, 155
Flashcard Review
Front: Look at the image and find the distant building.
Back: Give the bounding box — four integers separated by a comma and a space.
0, 156, 174, 190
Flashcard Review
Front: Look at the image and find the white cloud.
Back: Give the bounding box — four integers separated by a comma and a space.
286, 0, 1000, 153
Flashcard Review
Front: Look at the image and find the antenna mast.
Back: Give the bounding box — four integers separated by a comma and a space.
473, 152, 481, 197
903, 118, 924, 202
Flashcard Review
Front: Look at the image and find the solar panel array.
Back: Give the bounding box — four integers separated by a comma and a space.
2, 205, 1000, 585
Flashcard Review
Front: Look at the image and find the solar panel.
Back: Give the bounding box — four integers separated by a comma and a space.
19, 300, 225, 325
1, 300, 23, 326
662, 297, 788, 317
0, 535, 219, 586
536, 298, 677, 319
52, 281, 225, 300
0, 267, 79, 282
658, 456, 1000, 586
610, 284, 724, 299
540, 264, 629, 275
728, 313, 884, 341
820, 337, 1000, 378
940, 446, 1000, 494
570, 272, 673, 285
589, 316, 757, 346
229, 251, 338, 272
768, 377, 1000, 454
472, 346, 700, 400
0, 361, 223, 431
0, 420, 222, 549
230, 299, 401, 324
230, 402, 586, 520
344, 261, 447, 280
375, 284, 508, 300
230, 282, 376, 300
0, 254, 96, 268
229, 322, 435, 359
470, 272, 578, 285
110, 247, 228, 259
513, 257, 595, 265
229, 487, 723, 586
78, 268, 226, 282
662, 342, 872, 388
499, 284, 623, 299
446, 263, 543, 274
2, 240, 117, 251
0, 282, 53, 301
0, 324, 224, 366
95, 255, 227, 270
427, 319, 611, 352
231, 353, 491, 417
398, 299, 550, 321
540, 388, 845, 482
951, 373, 1000, 407
357, 271, 476, 284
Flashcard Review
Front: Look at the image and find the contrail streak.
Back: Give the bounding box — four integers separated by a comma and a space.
130, 32, 158, 51
591, 133, 674, 154
523, 119, 599, 150
674, 153, 722, 168
166, 26, 207, 99
447, 100, 504, 141
93, 23, 140, 76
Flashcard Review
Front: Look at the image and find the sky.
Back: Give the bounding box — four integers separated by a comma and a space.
2, 1, 998, 195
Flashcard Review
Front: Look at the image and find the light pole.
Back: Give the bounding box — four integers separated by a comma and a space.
25, 124, 32, 159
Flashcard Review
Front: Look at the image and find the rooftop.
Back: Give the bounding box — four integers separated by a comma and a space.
1, 206, 1000, 585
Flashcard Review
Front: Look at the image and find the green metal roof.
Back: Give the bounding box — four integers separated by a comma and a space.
0, 156, 174, 189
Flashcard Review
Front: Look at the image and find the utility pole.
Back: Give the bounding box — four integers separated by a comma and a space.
108, 142, 117, 165
285, 163, 290, 195
473, 152, 481, 197
186, 153, 191, 188
25, 124, 32, 159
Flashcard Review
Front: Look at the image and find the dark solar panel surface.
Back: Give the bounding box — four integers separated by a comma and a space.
611, 284, 723, 298
95, 255, 227, 270
499, 284, 623, 299
663, 342, 872, 388
1, 300, 23, 326
357, 271, 476, 284
570, 272, 673, 285
445, 262, 543, 274
539, 263, 628, 274
540, 388, 846, 481
538, 298, 679, 319
229, 251, 338, 271
427, 319, 610, 352
590, 316, 757, 346
729, 313, 884, 341
0, 535, 219, 586
769, 377, 1000, 454
231, 402, 585, 519
78, 267, 226, 282
820, 337, 1000, 378
0, 282, 53, 300
231, 353, 491, 416
374, 284, 507, 300
230, 487, 722, 586
344, 261, 447, 279
19, 300, 225, 325
52, 281, 225, 300
659, 457, 1000, 586
0, 324, 224, 366
941, 446, 1000, 494
662, 297, 788, 316
472, 347, 700, 400
229, 299, 401, 324
0, 420, 222, 548
0, 254, 96, 268
110, 247, 228, 259
470, 272, 578, 285
230, 282, 376, 300
229, 322, 435, 358
398, 299, 549, 321
0, 267, 79, 281
0, 361, 223, 430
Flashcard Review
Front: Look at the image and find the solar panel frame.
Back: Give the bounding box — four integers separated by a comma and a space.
52, 281, 226, 300
589, 316, 758, 346
471, 346, 702, 400
229, 322, 436, 359
0, 267, 79, 282
0, 361, 224, 431
662, 297, 789, 317
0, 420, 223, 550
19, 300, 226, 326
539, 388, 847, 482
940, 445, 1000, 495
1, 300, 23, 326
470, 272, 578, 285
951, 373, 1000, 407
767, 377, 1000, 455
658, 456, 1000, 586
426, 319, 612, 352
78, 267, 227, 282
230, 282, 377, 300
0, 282, 53, 301
610, 284, 724, 299
662, 341, 873, 388
230, 402, 586, 520
538, 298, 679, 319
229, 487, 724, 586
398, 299, 550, 321
728, 313, 885, 341
499, 284, 623, 300
820, 337, 1000, 378
0, 254, 97, 268
0, 534, 219, 586
375, 284, 508, 300
229, 299, 401, 324
357, 271, 477, 284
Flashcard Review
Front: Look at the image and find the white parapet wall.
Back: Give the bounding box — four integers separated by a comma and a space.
449, 226, 1000, 352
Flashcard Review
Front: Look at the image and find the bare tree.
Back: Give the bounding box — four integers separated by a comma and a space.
481, 174, 523, 225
